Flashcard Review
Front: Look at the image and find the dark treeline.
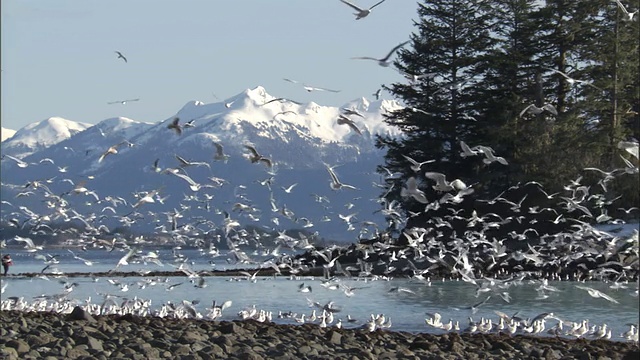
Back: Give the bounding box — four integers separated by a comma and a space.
376, 0, 639, 235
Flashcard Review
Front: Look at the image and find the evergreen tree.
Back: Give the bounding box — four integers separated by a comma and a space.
376, 0, 497, 232
472, 0, 542, 190
377, 0, 639, 234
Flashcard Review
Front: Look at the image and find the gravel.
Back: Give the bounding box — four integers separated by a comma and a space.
1, 308, 638, 360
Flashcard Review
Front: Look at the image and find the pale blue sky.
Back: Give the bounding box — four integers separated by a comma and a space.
1, 0, 419, 130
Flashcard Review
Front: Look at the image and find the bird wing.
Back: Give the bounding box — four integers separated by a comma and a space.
167, 117, 182, 135
402, 155, 420, 166
597, 290, 619, 304
519, 104, 535, 117
425, 172, 447, 184
542, 103, 558, 115
304, 85, 341, 93
369, 0, 388, 10
214, 142, 225, 157
339, 0, 365, 12
346, 121, 362, 135
351, 56, 379, 61
171, 171, 198, 187
325, 164, 341, 184
406, 177, 419, 192
614, 0, 630, 15
175, 155, 191, 167
115, 51, 127, 62
259, 157, 273, 168
460, 141, 475, 154
244, 145, 260, 158
382, 41, 409, 61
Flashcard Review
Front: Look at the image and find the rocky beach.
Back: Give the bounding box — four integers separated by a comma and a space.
0, 308, 637, 360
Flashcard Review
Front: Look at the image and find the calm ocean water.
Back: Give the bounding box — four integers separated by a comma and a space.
1, 247, 638, 340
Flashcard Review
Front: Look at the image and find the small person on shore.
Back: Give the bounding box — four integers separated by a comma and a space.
2, 254, 13, 276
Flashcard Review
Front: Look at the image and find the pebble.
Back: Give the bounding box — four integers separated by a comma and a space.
0, 310, 637, 360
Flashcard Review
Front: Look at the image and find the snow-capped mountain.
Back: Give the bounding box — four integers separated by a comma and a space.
0, 86, 403, 242
2, 117, 91, 158
1, 127, 16, 142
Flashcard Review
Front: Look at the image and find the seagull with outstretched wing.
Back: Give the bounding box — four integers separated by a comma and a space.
167, 117, 182, 135
107, 98, 139, 105
352, 41, 409, 67
339, 0, 388, 20
115, 51, 127, 63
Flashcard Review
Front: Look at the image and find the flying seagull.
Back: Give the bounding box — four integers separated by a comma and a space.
352, 41, 409, 67
402, 154, 435, 173
519, 103, 558, 118
325, 163, 357, 190
339, 0, 388, 20
373, 89, 382, 100
98, 141, 130, 163
244, 144, 273, 168
213, 142, 230, 162
167, 117, 182, 135
115, 51, 127, 63
283, 78, 341, 93
424, 172, 467, 192
107, 98, 139, 105
400, 177, 428, 204
544, 67, 603, 91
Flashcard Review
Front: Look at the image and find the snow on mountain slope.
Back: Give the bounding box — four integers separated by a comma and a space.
1, 127, 16, 142
1, 117, 91, 158
0, 86, 403, 242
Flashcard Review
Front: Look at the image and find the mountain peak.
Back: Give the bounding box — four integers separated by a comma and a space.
239, 86, 272, 105
1, 117, 92, 158
1, 127, 16, 142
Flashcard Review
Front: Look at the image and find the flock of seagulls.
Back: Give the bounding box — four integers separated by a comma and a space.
1, 0, 639, 345
1, 133, 637, 340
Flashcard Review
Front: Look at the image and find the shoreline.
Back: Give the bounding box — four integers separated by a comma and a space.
1, 309, 638, 360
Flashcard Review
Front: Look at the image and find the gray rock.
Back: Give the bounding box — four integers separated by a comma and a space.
219, 321, 241, 334
67, 306, 96, 322
5, 339, 30, 354
75, 335, 104, 351
326, 330, 343, 345
65, 346, 91, 358
173, 344, 193, 356
0, 346, 19, 360
180, 331, 205, 344
87, 336, 104, 351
